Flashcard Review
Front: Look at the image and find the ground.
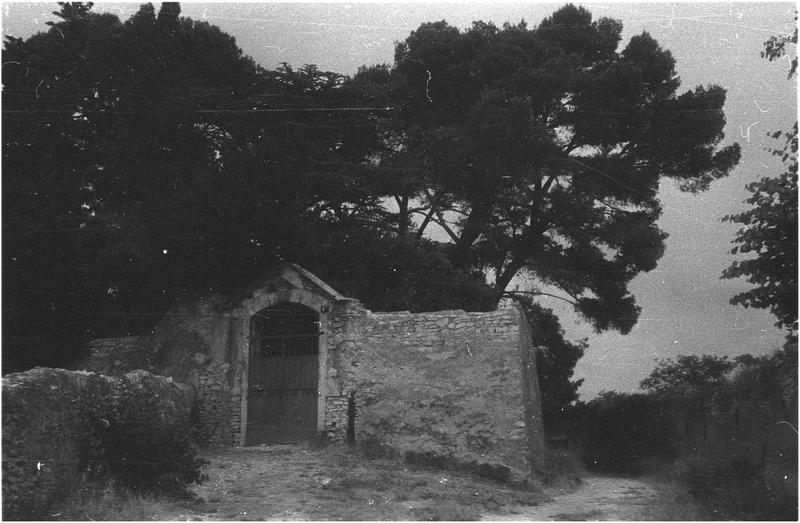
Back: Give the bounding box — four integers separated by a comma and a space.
482, 475, 687, 521
184, 445, 538, 521
128, 444, 696, 521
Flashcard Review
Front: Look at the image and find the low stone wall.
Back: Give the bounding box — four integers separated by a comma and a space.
77, 265, 546, 486
84, 336, 151, 375
85, 300, 240, 446
2, 368, 190, 520
325, 305, 543, 485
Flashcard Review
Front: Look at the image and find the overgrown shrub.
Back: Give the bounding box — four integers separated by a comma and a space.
569, 392, 676, 472
93, 372, 207, 493
2, 368, 205, 520
683, 457, 797, 520
568, 348, 797, 519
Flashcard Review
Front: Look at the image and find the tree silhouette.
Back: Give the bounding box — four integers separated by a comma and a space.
2, 3, 374, 370
2, 3, 747, 372
640, 354, 738, 392
368, 5, 740, 334
723, 20, 798, 331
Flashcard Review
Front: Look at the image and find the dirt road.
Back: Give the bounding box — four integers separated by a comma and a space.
169, 446, 690, 521
483, 475, 672, 521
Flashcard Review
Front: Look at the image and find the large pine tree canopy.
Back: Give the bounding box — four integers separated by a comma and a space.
360, 6, 740, 333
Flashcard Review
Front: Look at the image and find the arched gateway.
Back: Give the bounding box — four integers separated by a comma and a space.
84, 263, 545, 486
246, 303, 321, 445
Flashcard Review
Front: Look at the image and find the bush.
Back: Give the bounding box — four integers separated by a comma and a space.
2, 369, 205, 520
683, 457, 797, 520
568, 349, 797, 519
93, 372, 207, 493
570, 392, 676, 473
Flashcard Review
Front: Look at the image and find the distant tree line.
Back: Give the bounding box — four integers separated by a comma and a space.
566, 346, 797, 519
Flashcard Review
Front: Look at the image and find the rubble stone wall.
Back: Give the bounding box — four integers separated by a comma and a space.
147, 301, 239, 445
78, 266, 544, 484
321, 305, 542, 485
84, 335, 151, 375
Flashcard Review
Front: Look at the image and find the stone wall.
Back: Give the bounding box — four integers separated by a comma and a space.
148, 299, 241, 445
78, 265, 545, 485
84, 335, 151, 375
2, 368, 191, 520
83, 305, 240, 446
323, 303, 543, 485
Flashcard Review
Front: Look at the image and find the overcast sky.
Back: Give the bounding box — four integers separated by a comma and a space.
3, 2, 797, 398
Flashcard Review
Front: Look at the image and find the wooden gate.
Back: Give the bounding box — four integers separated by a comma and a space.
246, 304, 320, 445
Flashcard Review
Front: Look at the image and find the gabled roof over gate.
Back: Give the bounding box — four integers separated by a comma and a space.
226, 263, 349, 312
278, 264, 346, 301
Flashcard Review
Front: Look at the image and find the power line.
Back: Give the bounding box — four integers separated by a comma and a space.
2, 106, 396, 115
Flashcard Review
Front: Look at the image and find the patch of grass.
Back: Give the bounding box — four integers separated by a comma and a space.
313, 444, 542, 519
47, 479, 204, 521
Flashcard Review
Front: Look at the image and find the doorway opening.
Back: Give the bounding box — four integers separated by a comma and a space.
246, 303, 320, 445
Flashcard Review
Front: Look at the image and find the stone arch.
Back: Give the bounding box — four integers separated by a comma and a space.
233, 274, 337, 445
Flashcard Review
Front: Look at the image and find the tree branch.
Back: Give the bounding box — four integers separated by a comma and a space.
502, 290, 579, 307
416, 205, 437, 240
430, 213, 459, 242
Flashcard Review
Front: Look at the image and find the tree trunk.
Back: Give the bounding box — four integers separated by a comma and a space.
395, 195, 410, 235
451, 202, 491, 269
494, 257, 526, 296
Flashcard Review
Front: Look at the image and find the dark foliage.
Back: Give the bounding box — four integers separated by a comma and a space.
684, 458, 798, 520
722, 124, 798, 330
299, 228, 496, 313
2, 369, 206, 519
368, 7, 740, 333
723, 19, 798, 331
92, 375, 207, 493
639, 354, 738, 392
71, 373, 206, 495
569, 391, 676, 472
762, 12, 797, 79
2, 3, 382, 371
2, 2, 255, 370
3, 3, 741, 373
569, 348, 797, 518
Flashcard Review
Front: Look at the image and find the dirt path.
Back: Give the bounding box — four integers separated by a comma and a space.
170, 446, 684, 521
482, 475, 668, 521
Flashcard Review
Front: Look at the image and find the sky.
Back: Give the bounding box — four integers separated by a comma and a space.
3, 2, 797, 398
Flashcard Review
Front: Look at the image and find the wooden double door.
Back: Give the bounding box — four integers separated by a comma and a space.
246, 303, 320, 445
